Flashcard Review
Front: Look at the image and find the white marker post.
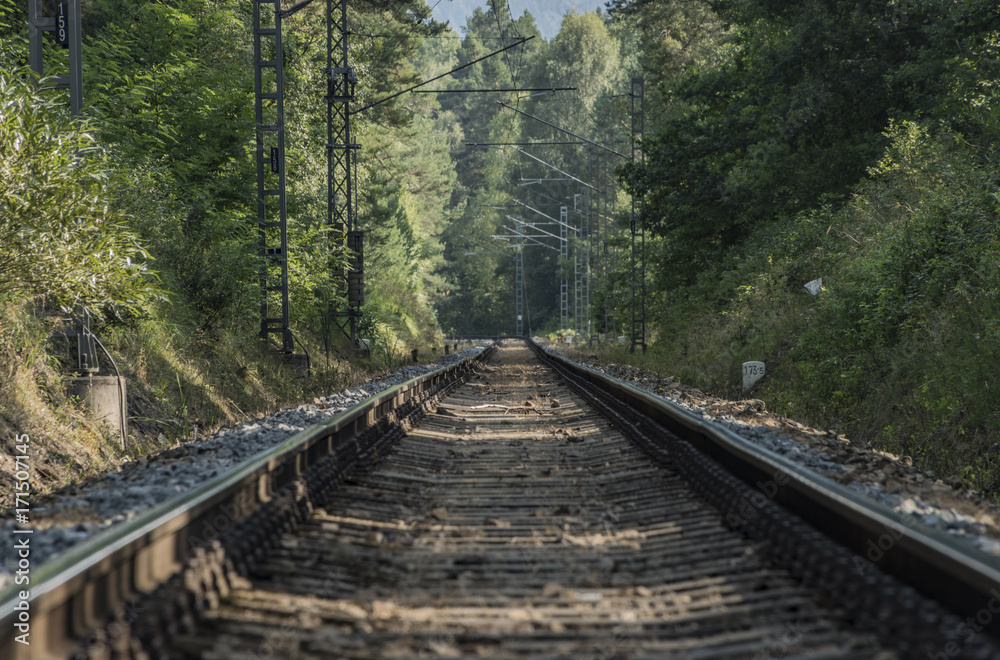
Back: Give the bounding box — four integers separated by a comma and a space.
742, 361, 766, 390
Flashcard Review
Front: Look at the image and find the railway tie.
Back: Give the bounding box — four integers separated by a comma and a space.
167, 342, 904, 658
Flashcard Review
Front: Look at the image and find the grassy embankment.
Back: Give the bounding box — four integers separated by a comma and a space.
0, 294, 445, 508
582, 119, 1000, 498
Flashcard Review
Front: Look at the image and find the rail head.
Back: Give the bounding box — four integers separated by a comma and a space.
532, 341, 1000, 640
0, 344, 494, 657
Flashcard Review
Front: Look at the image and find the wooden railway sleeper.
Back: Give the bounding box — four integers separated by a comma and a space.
71, 346, 495, 660
528, 342, 998, 658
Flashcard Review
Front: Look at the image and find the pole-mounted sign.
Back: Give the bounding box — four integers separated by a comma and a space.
56, 1, 69, 47
29, 0, 83, 114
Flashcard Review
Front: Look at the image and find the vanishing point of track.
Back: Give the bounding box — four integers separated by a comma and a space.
171, 342, 880, 658
5, 340, 1000, 658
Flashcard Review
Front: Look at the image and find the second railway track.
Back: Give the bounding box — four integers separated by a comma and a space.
6, 339, 1000, 658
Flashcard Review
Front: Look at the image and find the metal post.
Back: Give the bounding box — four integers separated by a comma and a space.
573, 193, 584, 337
609, 128, 618, 341
328, 0, 362, 345
560, 205, 569, 332
66, 0, 82, 115
254, 0, 293, 353
515, 231, 524, 337
599, 132, 608, 341
630, 77, 646, 353
584, 149, 599, 344
29, 0, 83, 115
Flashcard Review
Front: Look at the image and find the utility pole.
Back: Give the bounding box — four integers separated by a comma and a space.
609, 128, 618, 341
253, 0, 293, 353
29, 0, 83, 115
560, 205, 569, 333
574, 193, 587, 338
515, 228, 525, 337
630, 77, 646, 353
600, 130, 611, 341
328, 0, 363, 345
584, 149, 601, 344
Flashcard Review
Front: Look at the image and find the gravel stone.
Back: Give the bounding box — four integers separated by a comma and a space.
546, 343, 1000, 558
0, 344, 487, 589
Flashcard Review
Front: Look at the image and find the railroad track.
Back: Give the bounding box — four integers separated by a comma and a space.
4, 340, 1000, 658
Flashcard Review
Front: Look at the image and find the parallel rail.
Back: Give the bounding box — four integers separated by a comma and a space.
3, 338, 1000, 657
0, 345, 495, 659
530, 341, 1000, 644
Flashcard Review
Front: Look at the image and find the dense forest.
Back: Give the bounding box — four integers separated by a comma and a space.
2, 0, 1000, 497
431, 0, 606, 40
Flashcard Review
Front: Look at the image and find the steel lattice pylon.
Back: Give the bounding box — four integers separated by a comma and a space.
586, 148, 596, 344
599, 131, 611, 340
327, 0, 363, 344
573, 191, 591, 339
254, 0, 293, 353
574, 193, 583, 337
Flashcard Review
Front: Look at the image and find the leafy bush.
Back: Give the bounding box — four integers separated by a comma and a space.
0, 68, 154, 317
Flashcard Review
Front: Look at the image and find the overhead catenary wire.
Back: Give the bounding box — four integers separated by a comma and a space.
467, 141, 584, 146
458, 234, 515, 259
415, 87, 575, 94
506, 216, 565, 243
351, 36, 534, 115
498, 101, 630, 159
360, 0, 445, 79
503, 178, 585, 215
517, 149, 596, 191
508, 198, 576, 231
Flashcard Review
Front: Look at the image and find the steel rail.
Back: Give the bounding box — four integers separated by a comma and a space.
0, 345, 496, 659
528, 340, 1000, 646
9, 338, 1000, 656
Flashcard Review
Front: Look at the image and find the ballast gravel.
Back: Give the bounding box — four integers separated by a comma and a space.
5, 340, 1000, 592
552, 345, 1000, 558
0, 345, 486, 590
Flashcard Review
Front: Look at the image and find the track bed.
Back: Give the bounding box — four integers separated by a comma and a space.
170, 343, 882, 659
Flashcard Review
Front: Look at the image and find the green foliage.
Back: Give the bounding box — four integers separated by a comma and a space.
622, 0, 1000, 279
790, 119, 1000, 430
619, 101, 1000, 494
80, 0, 258, 331
0, 0, 24, 62
0, 68, 154, 318
433, 4, 627, 335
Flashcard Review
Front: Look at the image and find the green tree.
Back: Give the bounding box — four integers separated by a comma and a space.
0, 68, 153, 316
620, 0, 1000, 283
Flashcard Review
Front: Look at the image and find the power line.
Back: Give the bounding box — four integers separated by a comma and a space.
414, 87, 575, 94
352, 36, 534, 115
503, 178, 585, 215
498, 101, 630, 158
467, 141, 584, 147
517, 149, 597, 191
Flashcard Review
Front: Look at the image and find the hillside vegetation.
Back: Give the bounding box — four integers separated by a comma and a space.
2, 0, 999, 501
609, 0, 1000, 495
0, 0, 455, 496
429, 1, 1000, 497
